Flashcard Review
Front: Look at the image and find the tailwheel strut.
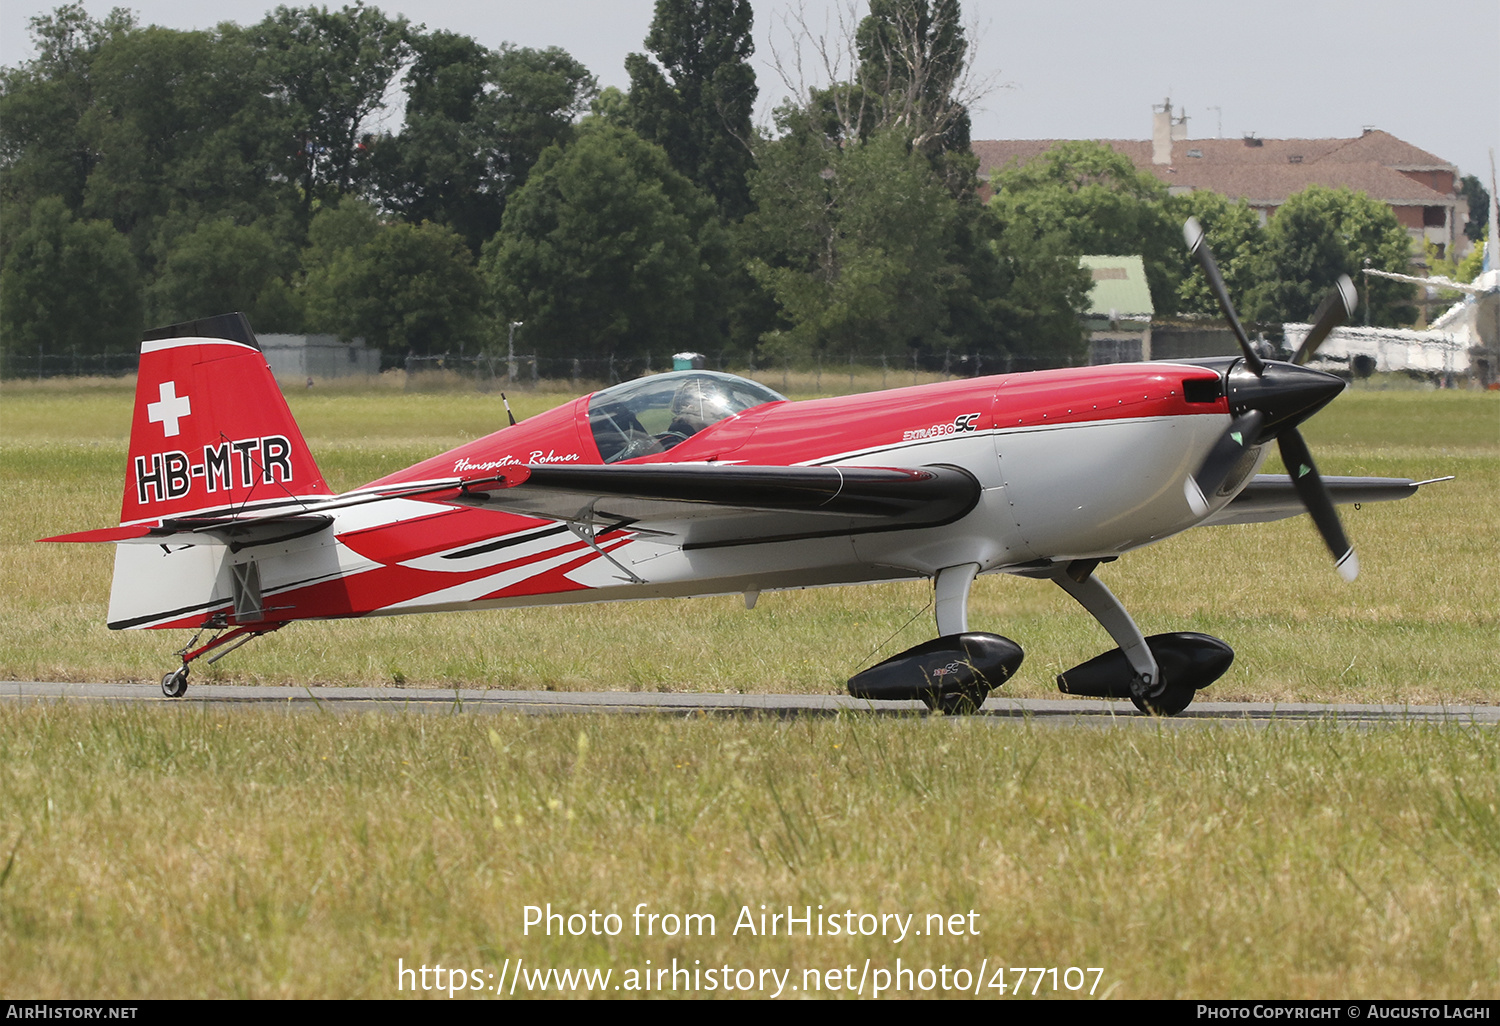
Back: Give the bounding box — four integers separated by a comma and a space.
162, 619, 289, 698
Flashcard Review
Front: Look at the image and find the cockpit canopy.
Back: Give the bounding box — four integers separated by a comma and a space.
587, 371, 786, 463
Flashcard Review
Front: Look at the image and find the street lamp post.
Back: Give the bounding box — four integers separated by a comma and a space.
1362, 260, 1371, 326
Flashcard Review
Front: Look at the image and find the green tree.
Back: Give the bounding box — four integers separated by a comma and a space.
744, 124, 963, 360
81, 25, 291, 264
3, 9, 306, 283
969, 207, 1090, 368
855, 0, 971, 158
1458, 174, 1490, 245
0, 4, 136, 214
301, 197, 383, 273
1249, 185, 1416, 327
1422, 234, 1486, 310
370, 32, 596, 252
245, 3, 412, 223
302, 207, 483, 357
147, 219, 299, 331
589, 85, 629, 124
482, 122, 721, 360
0, 196, 142, 367
989, 141, 1181, 315
1454, 227, 1487, 281
489, 46, 599, 192
1167, 190, 1264, 316
625, 0, 757, 218
781, 0, 977, 197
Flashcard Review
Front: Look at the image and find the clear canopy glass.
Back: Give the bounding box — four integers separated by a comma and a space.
586, 371, 786, 463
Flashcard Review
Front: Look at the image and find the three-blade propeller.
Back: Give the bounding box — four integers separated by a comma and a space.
1181, 217, 1361, 580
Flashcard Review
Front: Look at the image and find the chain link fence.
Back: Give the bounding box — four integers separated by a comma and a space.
398, 348, 1080, 394
3, 344, 1079, 394
1, 348, 141, 380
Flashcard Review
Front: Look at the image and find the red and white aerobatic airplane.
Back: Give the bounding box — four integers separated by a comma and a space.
45, 221, 1442, 713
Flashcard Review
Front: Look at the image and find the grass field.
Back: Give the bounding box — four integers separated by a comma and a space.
1, 706, 1496, 999
1, 375, 1497, 999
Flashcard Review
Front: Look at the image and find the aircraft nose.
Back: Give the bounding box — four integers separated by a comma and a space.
1226, 360, 1346, 441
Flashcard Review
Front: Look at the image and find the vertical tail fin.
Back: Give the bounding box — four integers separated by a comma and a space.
124, 313, 332, 524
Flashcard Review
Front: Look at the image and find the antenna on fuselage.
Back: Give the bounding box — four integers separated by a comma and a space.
501, 392, 517, 427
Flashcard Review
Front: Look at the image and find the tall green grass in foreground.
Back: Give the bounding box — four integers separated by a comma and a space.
1, 383, 1494, 704
0, 707, 1495, 999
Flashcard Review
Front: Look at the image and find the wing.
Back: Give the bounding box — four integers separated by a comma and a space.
451, 463, 982, 548
1362, 267, 1498, 296
42, 463, 981, 552
1200, 475, 1449, 526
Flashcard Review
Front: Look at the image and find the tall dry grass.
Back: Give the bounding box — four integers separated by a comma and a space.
0, 707, 1494, 998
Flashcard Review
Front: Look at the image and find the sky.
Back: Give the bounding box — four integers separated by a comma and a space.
3, 0, 1497, 182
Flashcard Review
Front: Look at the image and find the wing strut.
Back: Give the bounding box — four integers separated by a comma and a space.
566, 502, 646, 585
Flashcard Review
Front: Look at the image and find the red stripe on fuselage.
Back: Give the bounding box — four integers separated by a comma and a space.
138, 522, 602, 630
677, 364, 1226, 468
337, 505, 555, 565
475, 536, 631, 600
292, 531, 597, 618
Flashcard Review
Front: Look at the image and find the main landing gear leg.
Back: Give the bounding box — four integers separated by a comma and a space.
161, 620, 288, 698
846, 561, 1023, 713
933, 563, 980, 636
847, 564, 1024, 713
1049, 564, 1234, 715
1050, 564, 1171, 711
925, 563, 986, 715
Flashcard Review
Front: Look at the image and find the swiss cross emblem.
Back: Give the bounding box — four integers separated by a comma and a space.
147, 381, 192, 437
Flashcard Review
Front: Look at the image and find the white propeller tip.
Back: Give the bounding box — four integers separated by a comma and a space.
1336, 549, 1359, 582
1185, 476, 1210, 518
1183, 217, 1204, 250
1337, 275, 1358, 316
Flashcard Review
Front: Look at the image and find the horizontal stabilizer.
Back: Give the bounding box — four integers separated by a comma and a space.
153, 513, 334, 549
44, 513, 334, 550
42, 525, 154, 544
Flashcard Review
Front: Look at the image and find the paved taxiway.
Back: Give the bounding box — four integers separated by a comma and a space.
3, 681, 1496, 727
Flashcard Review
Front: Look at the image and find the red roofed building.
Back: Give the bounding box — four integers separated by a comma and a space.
974, 101, 1467, 260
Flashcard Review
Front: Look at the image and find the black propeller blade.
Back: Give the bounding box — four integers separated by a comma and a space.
1183, 216, 1264, 375
1292, 274, 1357, 366
1185, 409, 1264, 515
1180, 217, 1361, 581
1277, 428, 1358, 581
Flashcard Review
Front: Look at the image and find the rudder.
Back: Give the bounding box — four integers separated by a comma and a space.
123, 313, 332, 524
